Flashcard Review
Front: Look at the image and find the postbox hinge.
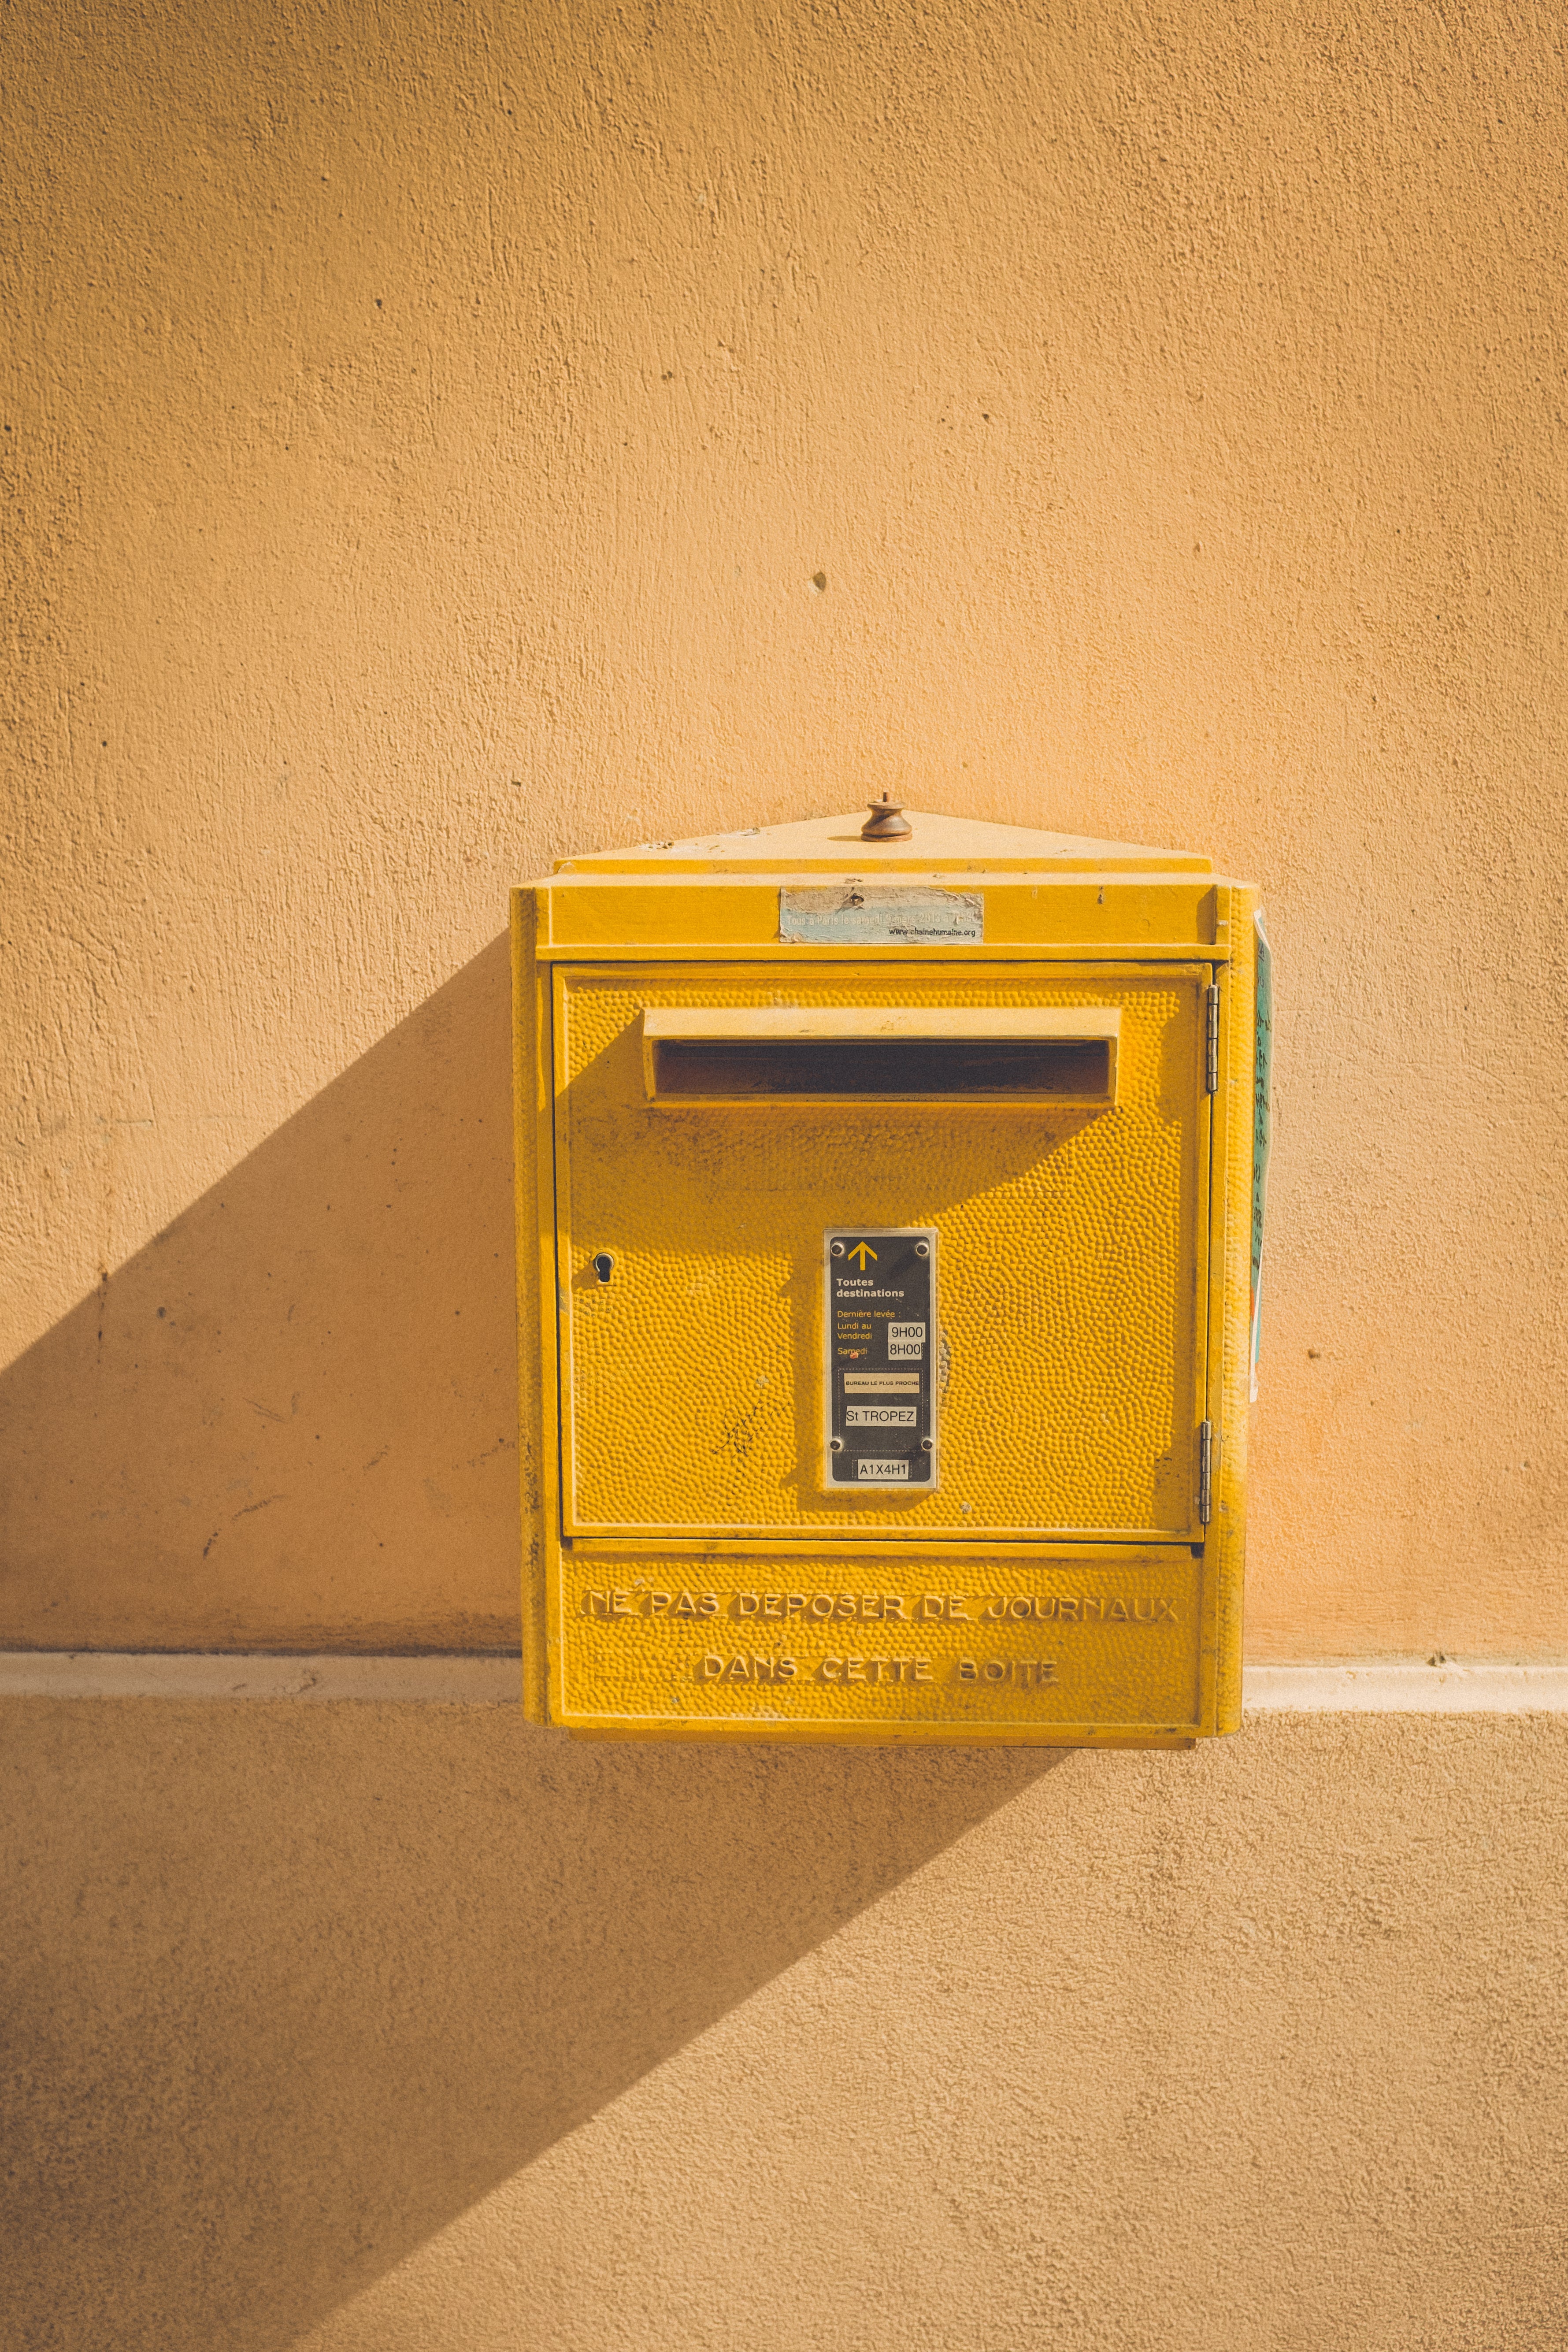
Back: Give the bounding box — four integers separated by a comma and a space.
1198, 1420, 1215, 1523
1205, 984, 1221, 1092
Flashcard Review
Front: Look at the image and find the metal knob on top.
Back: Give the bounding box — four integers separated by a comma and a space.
860, 794, 912, 841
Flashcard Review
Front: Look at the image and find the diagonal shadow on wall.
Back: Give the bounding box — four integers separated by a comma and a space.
1, 1699, 1066, 2351
0, 937, 524, 1652
0, 936, 1071, 2348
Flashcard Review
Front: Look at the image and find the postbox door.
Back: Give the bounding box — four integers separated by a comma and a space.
552, 962, 1211, 1543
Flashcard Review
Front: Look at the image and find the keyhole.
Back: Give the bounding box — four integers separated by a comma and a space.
592, 1252, 614, 1285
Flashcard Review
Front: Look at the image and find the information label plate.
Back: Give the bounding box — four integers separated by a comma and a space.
824, 1228, 938, 1487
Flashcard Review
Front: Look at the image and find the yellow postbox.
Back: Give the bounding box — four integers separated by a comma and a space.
513, 808, 1264, 1746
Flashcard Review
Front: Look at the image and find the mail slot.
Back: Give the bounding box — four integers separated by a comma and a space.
641, 1007, 1120, 1104
513, 806, 1264, 1747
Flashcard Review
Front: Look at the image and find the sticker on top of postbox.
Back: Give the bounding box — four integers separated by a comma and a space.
780, 888, 983, 946
825, 1229, 938, 1488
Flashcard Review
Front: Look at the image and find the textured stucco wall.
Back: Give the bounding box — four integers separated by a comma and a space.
4, 9, 1568, 2343
3, 0, 1565, 1658
4, 1703, 1566, 2350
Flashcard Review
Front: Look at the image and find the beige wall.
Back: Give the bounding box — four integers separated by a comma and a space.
4, 10, 1567, 2344
4, 0, 1565, 1659
4, 1702, 1565, 2349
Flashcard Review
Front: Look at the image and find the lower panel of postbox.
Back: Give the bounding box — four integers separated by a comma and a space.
552, 1547, 1210, 1744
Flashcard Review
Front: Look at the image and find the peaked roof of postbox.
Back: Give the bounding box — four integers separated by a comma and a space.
553, 810, 1211, 877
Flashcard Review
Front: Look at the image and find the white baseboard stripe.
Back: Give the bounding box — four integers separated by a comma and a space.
0, 1652, 523, 1702
1243, 1662, 1568, 1712
0, 1653, 1566, 1710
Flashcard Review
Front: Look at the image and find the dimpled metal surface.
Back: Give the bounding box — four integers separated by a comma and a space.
556, 965, 1206, 1540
